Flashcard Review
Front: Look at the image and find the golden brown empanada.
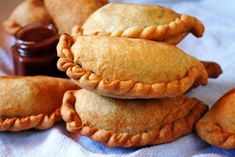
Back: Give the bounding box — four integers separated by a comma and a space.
61, 89, 208, 147
3, 0, 52, 35
196, 89, 235, 149
44, 0, 107, 34
80, 3, 204, 44
0, 76, 79, 131
57, 34, 208, 99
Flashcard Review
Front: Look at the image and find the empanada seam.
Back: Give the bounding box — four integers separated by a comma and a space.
0, 108, 61, 131
79, 14, 204, 43
57, 39, 207, 98
196, 121, 235, 149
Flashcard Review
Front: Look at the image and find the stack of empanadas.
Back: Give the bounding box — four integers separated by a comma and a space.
2, 1, 225, 150
54, 3, 224, 147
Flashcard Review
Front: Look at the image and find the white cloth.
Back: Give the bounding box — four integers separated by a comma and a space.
0, 0, 235, 156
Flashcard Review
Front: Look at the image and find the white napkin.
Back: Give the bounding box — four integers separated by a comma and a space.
1, 0, 235, 156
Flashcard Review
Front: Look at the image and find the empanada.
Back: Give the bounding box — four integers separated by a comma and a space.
3, 0, 52, 35
44, 0, 107, 34
196, 89, 235, 149
201, 61, 222, 79
80, 3, 204, 44
0, 76, 79, 131
61, 89, 208, 147
187, 61, 222, 91
57, 34, 208, 99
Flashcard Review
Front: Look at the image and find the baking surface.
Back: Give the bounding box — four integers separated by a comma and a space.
0, 0, 235, 156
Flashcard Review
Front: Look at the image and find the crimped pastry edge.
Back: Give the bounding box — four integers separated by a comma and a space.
61, 90, 208, 147
196, 89, 235, 149
77, 14, 204, 44
57, 34, 208, 99
0, 108, 61, 131
196, 122, 235, 149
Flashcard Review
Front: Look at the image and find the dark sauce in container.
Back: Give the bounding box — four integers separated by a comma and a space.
12, 22, 66, 77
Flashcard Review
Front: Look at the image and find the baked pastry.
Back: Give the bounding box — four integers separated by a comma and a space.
201, 61, 222, 79
187, 61, 222, 91
61, 89, 208, 147
196, 89, 235, 149
3, 0, 52, 35
80, 3, 205, 44
0, 76, 79, 131
57, 34, 208, 99
44, 0, 108, 34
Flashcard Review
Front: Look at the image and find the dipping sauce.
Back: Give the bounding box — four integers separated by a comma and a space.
12, 22, 66, 77
19, 27, 56, 42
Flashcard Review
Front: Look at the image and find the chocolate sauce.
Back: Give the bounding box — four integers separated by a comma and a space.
12, 22, 66, 77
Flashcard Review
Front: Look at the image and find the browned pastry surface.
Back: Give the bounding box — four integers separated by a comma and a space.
196, 88, 235, 149
61, 89, 208, 147
0, 76, 79, 131
80, 3, 204, 44
3, 0, 52, 35
57, 34, 208, 99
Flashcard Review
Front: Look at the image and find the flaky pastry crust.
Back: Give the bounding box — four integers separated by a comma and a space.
3, 0, 52, 35
61, 89, 208, 147
81, 3, 205, 44
57, 34, 208, 99
196, 89, 235, 149
0, 76, 79, 131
